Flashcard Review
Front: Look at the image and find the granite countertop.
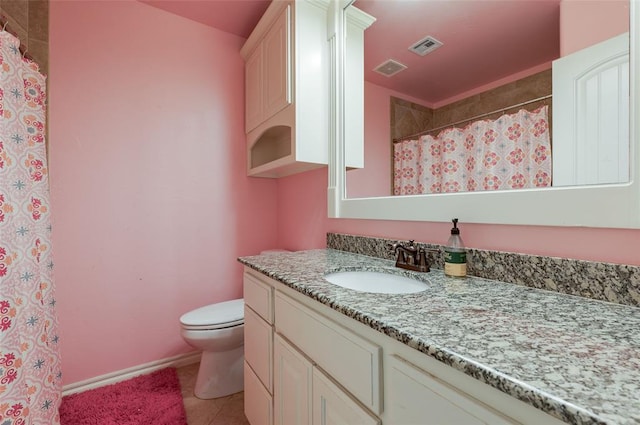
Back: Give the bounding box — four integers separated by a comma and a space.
238, 249, 640, 425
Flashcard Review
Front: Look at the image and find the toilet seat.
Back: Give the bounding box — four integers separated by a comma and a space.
180, 299, 244, 330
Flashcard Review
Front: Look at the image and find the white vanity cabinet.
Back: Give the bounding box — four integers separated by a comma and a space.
274, 291, 382, 415
274, 333, 380, 425
244, 269, 380, 425
241, 1, 373, 178
243, 268, 566, 425
243, 272, 275, 425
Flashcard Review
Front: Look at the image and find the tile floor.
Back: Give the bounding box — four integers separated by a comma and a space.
176, 363, 250, 425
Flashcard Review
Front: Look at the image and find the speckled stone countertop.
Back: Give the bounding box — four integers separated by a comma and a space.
238, 249, 640, 425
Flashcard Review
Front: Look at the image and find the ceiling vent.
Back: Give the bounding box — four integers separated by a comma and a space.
409, 35, 443, 56
373, 59, 407, 77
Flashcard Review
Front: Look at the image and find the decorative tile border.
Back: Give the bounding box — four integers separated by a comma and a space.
327, 232, 640, 308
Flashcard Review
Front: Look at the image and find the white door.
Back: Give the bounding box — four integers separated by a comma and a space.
553, 33, 629, 186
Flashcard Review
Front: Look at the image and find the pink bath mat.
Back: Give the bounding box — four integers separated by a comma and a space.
59, 367, 187, 425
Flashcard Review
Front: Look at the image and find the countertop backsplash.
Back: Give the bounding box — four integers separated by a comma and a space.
327, 232, 640, 308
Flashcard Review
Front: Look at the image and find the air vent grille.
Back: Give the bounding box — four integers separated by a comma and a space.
373, 59, 407, 77
409, 36, 443, 56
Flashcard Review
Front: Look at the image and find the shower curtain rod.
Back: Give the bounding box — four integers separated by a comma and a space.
393, 94, 552, 143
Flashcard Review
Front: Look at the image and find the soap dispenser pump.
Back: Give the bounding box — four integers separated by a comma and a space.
444, 218, 467, 277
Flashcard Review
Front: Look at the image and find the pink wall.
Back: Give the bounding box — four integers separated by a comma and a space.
49, 0, 278, 385
47, 0, 638, 388
560, 0, 629, 56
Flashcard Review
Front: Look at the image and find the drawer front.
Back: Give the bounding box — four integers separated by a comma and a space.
244, 361, 273, 425
275, 292, 382, 415
244, 271, 274, 324
387, 355, 515, 425
245, 305, 273, 393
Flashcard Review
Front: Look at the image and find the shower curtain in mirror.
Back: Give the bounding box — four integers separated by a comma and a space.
394, 106, 552, 195
0, 31, 62, 424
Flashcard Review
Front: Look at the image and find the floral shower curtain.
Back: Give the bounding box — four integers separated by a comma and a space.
394, 106, 552, 195
0, 31, 62, 424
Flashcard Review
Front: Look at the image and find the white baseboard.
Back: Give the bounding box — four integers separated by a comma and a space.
62, 351, 201, 396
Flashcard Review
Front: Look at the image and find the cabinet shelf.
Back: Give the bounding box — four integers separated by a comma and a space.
250, 126, 292, 169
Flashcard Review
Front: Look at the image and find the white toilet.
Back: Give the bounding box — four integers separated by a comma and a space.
180, 298, 245, 399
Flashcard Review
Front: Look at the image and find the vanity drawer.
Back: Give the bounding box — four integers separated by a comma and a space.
387, 355, 515, 425
244, 271, 274, 324
244, 305, 273, 393
274, 292, 382, 415
244, 361, 273, 425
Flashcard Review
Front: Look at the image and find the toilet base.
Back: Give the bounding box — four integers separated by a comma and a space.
194, 346, 244, 399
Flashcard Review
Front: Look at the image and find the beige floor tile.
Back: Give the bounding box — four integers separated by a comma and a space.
209, 392, 250, 425
177, 363, 249, 425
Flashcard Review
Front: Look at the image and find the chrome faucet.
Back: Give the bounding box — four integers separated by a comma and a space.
389, 240, 437, 273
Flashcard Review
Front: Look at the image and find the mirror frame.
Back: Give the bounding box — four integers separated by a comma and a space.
328, 0, 640, 228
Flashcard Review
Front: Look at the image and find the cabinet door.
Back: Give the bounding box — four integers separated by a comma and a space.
312, 368, 380, 425
274, 334, 312, 425
263, 5, 291, 119
245, 45, 263, 132
387, 355, 515, 425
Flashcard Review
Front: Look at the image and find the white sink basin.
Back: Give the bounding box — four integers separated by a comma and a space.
323, 271, 428, 294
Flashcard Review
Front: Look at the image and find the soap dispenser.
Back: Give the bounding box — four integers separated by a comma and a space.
444, 218, 467, 277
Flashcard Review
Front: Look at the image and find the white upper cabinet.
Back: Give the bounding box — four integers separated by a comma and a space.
245, 45, 265, 133
245, 7, 290, 133
241, 0, 373, 178
262, 10, 291, 122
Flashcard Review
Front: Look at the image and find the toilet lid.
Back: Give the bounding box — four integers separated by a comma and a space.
180, 298, 244, 329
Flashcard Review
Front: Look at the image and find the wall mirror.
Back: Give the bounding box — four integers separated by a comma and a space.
328, 0, 640, 228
